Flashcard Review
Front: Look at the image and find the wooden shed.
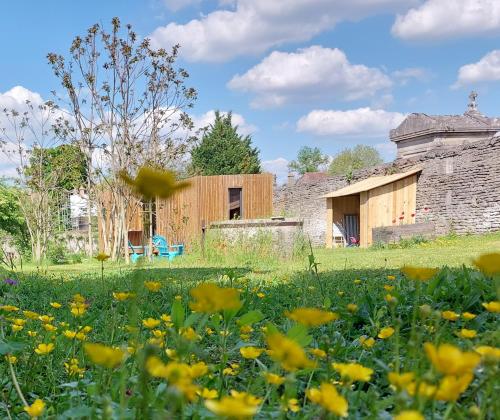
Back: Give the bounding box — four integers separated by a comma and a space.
324, 168, 421, 248
156, 173, 274, 246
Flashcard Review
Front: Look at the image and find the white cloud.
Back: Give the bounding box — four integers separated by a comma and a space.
228, 46, 392, 108
190, 110, 257, 136
150, 0, 416, 62
454, 50, 500, 87
297, 108, 406, 137
375, 141, 397, 161
392, 67, 431, 85
392, 0, 500, 41
262, 157, 289, 185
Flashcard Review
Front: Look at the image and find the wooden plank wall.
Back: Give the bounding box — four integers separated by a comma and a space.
363, 174, 417, 246
156, 173, 273, 246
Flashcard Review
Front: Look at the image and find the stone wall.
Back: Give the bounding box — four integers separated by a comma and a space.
274, 136, 500, 246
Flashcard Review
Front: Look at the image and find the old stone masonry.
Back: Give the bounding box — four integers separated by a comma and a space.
274, 93, 500, 246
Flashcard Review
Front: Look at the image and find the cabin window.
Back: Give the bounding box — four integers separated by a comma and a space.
228, 188, 243, 219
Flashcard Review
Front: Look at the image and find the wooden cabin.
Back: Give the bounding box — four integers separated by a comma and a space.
155, 173, 273, 247
324, 168, 421, 248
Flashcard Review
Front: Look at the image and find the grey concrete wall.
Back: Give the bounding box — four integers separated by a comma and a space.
274, 136, 500, 246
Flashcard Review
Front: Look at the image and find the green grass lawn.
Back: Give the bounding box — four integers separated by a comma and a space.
15, 232, 500, 281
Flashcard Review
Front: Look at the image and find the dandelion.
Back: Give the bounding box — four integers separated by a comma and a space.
442, 310, 460, 321
84, 343, 125, 368
189, 283, 242, 313
473, 252, 500, 275
144, 281, 161, 292
205, 391, 261, 419
24, 399, 45, 418
266, 332, 315, 371
482, 301, 500, 313
394, 410, 424, 420
35, 343, 55, 355
457, 328, 477, 339
401, 266, 438, 281
424, 342, 480, 376
378, 326, 395, 339
332, 362, 373, 382
264, 372, 285, 385
240, 346, 264, 359
285, 307, 339, 327
142, 318, 161, 329
306, 383, 348, 417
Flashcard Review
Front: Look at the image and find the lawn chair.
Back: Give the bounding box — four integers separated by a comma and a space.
128, 230, 149, 263
152, 234, 184, 262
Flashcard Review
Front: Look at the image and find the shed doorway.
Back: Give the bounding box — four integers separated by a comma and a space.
228, 188, 243, 219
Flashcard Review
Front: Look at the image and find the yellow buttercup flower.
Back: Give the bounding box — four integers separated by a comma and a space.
388, 371, 415, 390
38, 315, 54, 323
144, 281, 162, 292
394, 410, 424, 420
285, 307, 339, 327
0, 305, 19, 312
205, 391, 261, 419
119, 166, 190, 200
285, 398, 300, 413
264, 372, 285, 385
359, 336, 375, 349
457, 328, 477, 339
378, 326, 395, 339
6, 355, 17, 364
113, 292, 135, 301
384, 294, 397, 304
12, 324, 23, 332
84, 343, 125, 368
384, 284, 395, 291
240, 346, 264, 359
401, 266, 438, 281
310, 348, 327, 358
442, 310, 460, 321
474, 345, 500, 361
35, 343, 55, 355
353, 279, 362, 285
333, 362, 373, 382
306, 382, 348, 417
266, 332, 315, 371
462, 312, 477, 320
181, 327, 199, 341
198, 388, 218, 399
27, 331, 37, 337
256, 292, 265, 299
50, 302, 62, 309
189, 283, 242, 313
142, 318, 161, 329
95, 252, 110, 262
70, 302, 87, 317
473, 252, 500, 275
387, 275, 396, 281
43, 323, 57, 332
23, 310, 39, 319
405, 381, 437, 398
347, 303, 358, 313
63, 330, 86, 341
24, 399, 45, 418
424, 342, 480, 376
435, 374, 473, 402
482, 301, 500, 313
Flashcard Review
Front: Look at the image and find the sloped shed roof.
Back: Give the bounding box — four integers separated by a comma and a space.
322, 168, 421, 198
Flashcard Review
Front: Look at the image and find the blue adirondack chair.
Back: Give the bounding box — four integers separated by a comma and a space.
152, 235, 184, 261
128, 241, 149, 263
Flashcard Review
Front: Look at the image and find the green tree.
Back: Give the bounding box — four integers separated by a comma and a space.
288, 146, 329, 174
28, 144, 87, 191
328, 145, 383, 177
0, 180, 29, 252
191, 111, 261, 175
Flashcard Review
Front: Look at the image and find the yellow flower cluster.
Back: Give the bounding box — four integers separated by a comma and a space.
189, 283, 242, 313
285, 307, 339, 327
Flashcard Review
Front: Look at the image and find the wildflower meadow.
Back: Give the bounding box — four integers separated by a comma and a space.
0, 248, 499, 419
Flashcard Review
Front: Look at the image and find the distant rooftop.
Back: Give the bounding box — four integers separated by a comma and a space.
390, 91, 500, 143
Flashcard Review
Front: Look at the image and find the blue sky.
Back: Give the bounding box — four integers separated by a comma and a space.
1, 0, 500, 181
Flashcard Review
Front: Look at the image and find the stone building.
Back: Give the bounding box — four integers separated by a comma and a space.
274, 93, 500, 246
